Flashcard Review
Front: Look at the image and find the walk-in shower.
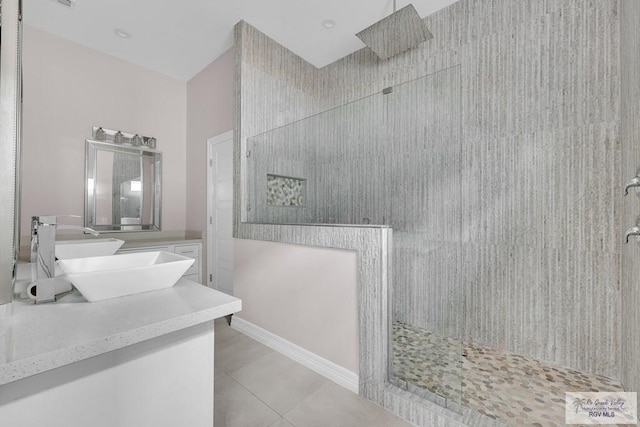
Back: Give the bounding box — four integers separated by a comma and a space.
238, 0, 635, 425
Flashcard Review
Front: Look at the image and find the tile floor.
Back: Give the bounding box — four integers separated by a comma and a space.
214, 318, 413, 427
392, 321, 628, 427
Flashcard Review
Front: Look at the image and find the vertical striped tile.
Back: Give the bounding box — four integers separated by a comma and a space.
620, 0, 640, 409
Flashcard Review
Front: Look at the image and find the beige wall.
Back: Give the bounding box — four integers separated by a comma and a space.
234, 239, 359, 373
21, 26, 187, 238
186, 48, 234, 231
186, 48, 234, 282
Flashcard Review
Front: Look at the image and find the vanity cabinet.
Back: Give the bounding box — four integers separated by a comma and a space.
117, 241, 202, 284
0, 279, 241, 427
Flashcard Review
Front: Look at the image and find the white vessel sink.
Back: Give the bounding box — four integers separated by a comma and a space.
56, 251, 194, 302
55, 239, 125, 260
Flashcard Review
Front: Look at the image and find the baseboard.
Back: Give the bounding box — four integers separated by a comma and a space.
230, 317, 359, 394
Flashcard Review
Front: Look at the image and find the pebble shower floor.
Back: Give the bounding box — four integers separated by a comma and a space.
392, 322, 627, 426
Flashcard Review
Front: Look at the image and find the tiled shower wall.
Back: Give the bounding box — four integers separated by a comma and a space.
236, 0, 621, 382
620, 0, 640, 404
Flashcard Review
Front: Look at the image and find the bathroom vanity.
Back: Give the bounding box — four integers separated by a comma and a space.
0, 277, 240, 426
1, 1, 238, 424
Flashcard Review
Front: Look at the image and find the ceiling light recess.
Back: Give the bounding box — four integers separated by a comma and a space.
114, 28, 131, 39
322, 19, 336, 29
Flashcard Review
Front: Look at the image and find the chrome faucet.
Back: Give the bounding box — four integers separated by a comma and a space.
30, 215, 98, 303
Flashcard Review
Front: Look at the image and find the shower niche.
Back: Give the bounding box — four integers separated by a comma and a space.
246, 67, 465, 412
266, 174, 306, 207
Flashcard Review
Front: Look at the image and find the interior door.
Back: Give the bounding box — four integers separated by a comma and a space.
207, 131, 234, 294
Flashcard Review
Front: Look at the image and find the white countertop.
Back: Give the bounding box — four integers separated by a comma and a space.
0, 279, 241, 386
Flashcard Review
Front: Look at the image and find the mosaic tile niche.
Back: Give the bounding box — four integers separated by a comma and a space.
267, 174, 306, 207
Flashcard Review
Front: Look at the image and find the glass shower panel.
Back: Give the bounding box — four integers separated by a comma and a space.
247, 92, 384, 225
386, 67, 463, 412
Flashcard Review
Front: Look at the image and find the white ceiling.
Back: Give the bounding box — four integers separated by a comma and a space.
24, 0, 458, 81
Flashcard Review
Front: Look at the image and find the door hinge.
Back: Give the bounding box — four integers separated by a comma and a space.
209, 159, 213, 167
209, 217, 213, 225
209, 274, 213, 282
246, 150, 251, 158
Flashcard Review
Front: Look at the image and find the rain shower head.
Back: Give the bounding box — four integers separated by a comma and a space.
356, 4, 432, 60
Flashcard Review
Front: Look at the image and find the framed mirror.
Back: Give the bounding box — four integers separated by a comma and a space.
85, 140, 162, 232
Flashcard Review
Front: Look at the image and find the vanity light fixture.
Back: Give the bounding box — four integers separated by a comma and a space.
114, 28, 131, 39
322, 19, 336, 29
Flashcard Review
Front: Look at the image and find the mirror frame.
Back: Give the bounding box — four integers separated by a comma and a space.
0, 0, 23, 306
84, 139, 162, 232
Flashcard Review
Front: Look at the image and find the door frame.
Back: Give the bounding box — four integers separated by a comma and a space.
206, 130, 233, 291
